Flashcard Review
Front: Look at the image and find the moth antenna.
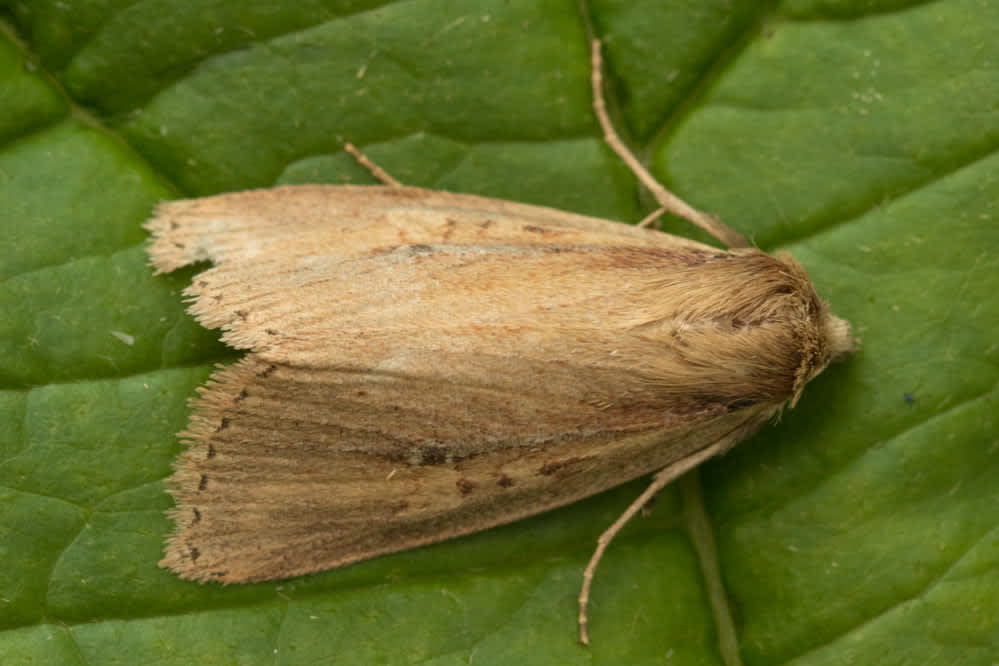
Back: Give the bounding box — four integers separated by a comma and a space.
589, 39, 748, 249
343, 142, 402, 187
578, 438, 731, 645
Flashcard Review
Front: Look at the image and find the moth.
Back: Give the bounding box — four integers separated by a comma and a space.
146, 41, 854, 643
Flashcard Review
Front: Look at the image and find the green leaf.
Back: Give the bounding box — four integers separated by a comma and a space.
2, 1, 996, 664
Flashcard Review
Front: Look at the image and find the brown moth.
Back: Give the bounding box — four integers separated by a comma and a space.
146, 40, 854, 644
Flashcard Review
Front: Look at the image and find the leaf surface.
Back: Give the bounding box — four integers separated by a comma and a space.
1, 1, 997, 663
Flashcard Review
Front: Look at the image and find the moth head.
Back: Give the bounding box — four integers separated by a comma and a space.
822, 313, 856, 364
778, 251, 857, 407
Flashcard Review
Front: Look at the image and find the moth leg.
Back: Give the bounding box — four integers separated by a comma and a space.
635, 206, 667, 229
577, 438, 730, 645
639, 490, 659, 516
343, 142, 402, 187
589, 39, 748, 249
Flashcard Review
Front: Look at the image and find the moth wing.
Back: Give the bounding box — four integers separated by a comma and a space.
150, 185, 790, 582
145, 184, 710, 272
163, 354, 775, 583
